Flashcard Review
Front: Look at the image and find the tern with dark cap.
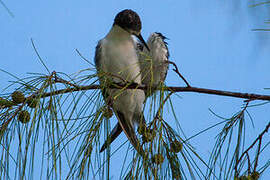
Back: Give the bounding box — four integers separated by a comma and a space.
98, 32, 170, 153
95, 9, 149, 154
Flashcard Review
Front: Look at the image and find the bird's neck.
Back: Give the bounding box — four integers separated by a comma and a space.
106, 25, 131, 40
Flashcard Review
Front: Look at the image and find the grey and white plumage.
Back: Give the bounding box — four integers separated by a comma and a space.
99, 31, 170, 152
95, 9, 148, 154
137, 32, 169, 96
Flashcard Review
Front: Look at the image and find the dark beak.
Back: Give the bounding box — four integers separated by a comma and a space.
136, 34, 150, 51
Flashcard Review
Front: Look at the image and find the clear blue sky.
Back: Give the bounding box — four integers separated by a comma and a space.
1, 0, 270, 179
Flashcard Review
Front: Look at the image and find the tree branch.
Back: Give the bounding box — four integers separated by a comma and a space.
168, 61, 191, 87
30, 84, 270, 101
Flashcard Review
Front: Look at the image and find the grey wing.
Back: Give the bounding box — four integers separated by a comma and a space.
94, 40, 110, 99
94, 40, 102, 71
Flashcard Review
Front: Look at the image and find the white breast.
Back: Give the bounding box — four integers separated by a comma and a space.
98, 26, 145, 123
99, 28, 142, 84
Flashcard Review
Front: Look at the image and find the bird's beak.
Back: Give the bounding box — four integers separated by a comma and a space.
136, 34, 150, 51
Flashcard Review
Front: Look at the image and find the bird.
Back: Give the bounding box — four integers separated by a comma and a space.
99, 31, 170, 152
95, 9, 149, 154
136, 32, 169, 97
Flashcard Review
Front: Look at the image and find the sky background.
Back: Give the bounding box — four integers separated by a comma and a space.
1, 0, 270, 179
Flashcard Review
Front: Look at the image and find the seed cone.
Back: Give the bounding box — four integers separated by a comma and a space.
152, 154, 164, 165
170, 140, 183, 153
0, 97, 14, 108
11, 91, 25, 104
26, 98, 39, 108
142, 129, 156, 143
103, 107, 113, 118
18, 110, 30, 123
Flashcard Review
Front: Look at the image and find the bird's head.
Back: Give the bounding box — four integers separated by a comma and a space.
114, 9, 150, 51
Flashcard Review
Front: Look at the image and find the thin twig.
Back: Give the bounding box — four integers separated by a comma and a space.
168, 61, 191, 87
246, 153, 251, 174
31, 38, 50, 73
156, 92, 174, 119
235, 121, 270, 175
149, 91, 174, 128
0, 105, 23, 130
254, 138, 262, 172
0, 0, 14, 18
75, 49, 94, 65
52, 71, 81, 89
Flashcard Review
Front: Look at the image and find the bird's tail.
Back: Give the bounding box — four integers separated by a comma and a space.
100, 111, 146, 155
116, 111, 145, 155
100, 122, 122, 153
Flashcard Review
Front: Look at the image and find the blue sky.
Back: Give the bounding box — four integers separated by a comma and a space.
1, 0, 270, 179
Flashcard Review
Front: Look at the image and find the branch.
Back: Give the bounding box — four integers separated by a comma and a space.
29, 84, 270, 101
168, 61, 191, 87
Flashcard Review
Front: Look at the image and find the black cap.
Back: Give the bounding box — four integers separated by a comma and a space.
113, 9, 142, 33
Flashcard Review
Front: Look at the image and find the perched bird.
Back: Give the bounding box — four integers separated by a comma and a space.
99, 31, 170, 152
137, 32, 169, 97
95, 9, 149, 154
